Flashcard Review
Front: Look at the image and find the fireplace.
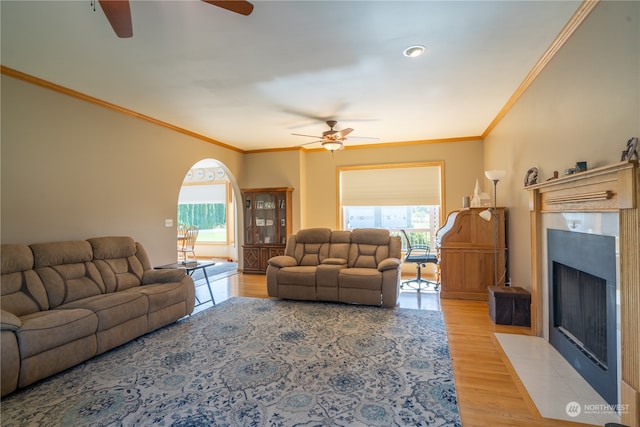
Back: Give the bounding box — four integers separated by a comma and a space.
526, 161, 639, 426
548, 229, 617, 405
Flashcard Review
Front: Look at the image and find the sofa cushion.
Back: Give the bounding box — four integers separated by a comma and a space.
292, 228, 331, 266
339, 268, 382, 290
17, 309, 98, 359
329, 231, 351, 260
88, 237, 145, 292
1, 244, 49, 316
277, 266, 317, 287
35, 262, 106, 309
126, 281, 189, 313
316, 264, 344, 288
31, 240, 93, 267
348, 229, 391, 268
351, 228, 391, 245
1, 244, 34, 275
58, 292, 148, 332
88, 236, 137, 259
31, 241, 106, 309
296, 228, 332, 243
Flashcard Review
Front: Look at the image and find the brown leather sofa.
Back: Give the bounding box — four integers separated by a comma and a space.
0, 236, 195, 397
266, 228, 402, 307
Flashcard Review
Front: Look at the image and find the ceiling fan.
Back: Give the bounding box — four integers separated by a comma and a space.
292, 120, 377, 153
97, 0, 253, 38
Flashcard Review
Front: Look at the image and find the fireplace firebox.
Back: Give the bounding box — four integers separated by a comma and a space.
548, 229, 617, 405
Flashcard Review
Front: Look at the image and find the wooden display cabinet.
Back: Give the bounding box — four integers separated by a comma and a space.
242, 187, 293, 274
435, 207, 507, 300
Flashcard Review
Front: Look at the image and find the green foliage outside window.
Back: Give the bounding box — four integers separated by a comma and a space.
177, 204, 226, 230
405, 231, 430, 246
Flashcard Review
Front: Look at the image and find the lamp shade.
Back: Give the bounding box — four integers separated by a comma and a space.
479, 209, 492, 221
485, 170, 506, 181
322, 141, 343, 152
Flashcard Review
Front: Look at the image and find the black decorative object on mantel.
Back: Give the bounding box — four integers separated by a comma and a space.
524, 167, 538, 186
621, 136, 638, 161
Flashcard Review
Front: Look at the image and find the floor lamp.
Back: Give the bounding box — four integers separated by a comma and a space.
480, 170, 506, 286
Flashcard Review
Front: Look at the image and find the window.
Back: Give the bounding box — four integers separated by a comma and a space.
339, 163, 443, 249
178, 183, 228, 243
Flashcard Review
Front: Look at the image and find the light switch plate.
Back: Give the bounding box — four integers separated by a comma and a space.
165, 219, 174, 227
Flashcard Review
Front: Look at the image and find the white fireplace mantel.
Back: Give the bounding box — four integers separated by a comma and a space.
526, 160, 639, 427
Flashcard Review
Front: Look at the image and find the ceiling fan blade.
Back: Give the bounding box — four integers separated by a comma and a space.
202, 0, 254, 16
299, 140, 323, 146
291, 133, 322, 139
337, 128, 354, 138
98, 0, 133, 38
346, 136, 380, 141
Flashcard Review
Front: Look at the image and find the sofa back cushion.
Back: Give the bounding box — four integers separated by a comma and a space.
329, 230, 351, 260
1, 244, 49, 316
348, 228, 395, 268
291, 228, 331, 266
31, 240, 105, 308
88, 237, 145, 292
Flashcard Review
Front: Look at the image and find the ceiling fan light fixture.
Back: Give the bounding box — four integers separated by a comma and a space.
403, 45, 426, 58
322, 141, 343, 152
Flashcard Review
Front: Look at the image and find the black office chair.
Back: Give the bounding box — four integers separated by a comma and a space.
400, 230, 440, 292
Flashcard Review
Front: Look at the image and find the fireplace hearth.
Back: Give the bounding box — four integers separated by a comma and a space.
548, 229, 617, 405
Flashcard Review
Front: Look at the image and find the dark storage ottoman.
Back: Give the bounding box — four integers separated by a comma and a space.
488, 286, 531, 326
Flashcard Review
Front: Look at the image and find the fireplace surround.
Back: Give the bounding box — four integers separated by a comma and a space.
527, 160, 639, 426
548, 229, 617, 405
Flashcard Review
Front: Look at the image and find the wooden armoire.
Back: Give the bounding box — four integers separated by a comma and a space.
435, 207, 507, 300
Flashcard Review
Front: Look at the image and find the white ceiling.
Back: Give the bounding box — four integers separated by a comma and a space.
1, 0, 582, 151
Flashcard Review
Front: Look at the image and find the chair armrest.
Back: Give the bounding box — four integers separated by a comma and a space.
142, 269, 186, 285
268, 255, 298, 268
321, 258, 347, 266
1, 310, 22, 331
378, 258, 401, 272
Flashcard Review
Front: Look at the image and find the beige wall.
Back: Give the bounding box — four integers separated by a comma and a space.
1, 76, 244, 265
241, 140, 485, 232
483, 1, 640, 289
300, 141, 485, 229
241, 150, 304, 232
3, 1, 637, 280
1, 75, 481, 268
242, 140, 489, 231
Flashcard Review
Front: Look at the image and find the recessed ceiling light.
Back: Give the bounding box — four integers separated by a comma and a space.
403, 45, 426, 58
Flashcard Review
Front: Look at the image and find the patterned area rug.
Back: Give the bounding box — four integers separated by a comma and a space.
1, 297, 461, 427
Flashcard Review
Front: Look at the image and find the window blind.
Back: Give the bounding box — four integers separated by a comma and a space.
340, 165, 441, 206
178, 184, 227, 204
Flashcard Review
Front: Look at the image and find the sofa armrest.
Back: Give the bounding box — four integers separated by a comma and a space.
378, 258, 401, 272
142, 269, 186, 285
1, 309, 22, 331
268, 255, 298, 268
321, 258, 347, 266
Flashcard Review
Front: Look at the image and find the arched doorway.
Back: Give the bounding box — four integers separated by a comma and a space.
177, 159, 240, 264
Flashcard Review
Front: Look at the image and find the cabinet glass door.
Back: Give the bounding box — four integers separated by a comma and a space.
255, 193, 276, 244
278, 196, 287, 244
244, 195, 253, 244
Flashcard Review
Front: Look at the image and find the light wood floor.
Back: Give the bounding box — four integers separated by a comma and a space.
203, 272, 594, 427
